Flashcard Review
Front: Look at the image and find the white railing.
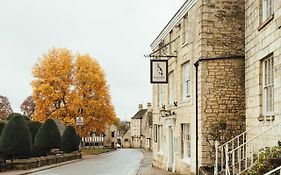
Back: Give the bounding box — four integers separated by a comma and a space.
214, 121, 266, 175
215, 120, 281, 175
264, 165, 281, 175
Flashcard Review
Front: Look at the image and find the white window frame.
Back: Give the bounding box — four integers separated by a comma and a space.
182, 123, 191, 164
182, 62, 190, 100
263, 55, 274, 115
168, 71, 174, 105
262, 0, 273, 22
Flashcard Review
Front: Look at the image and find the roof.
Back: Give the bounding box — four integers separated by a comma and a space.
150, 0, 197, 49
131, 109, 147, 119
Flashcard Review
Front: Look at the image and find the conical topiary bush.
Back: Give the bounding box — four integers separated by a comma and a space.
34, 118, 62, 156
0, 113, 32, 159
27, 121, 42, 157
62, 125, 79, 153
27, 121, 42, 144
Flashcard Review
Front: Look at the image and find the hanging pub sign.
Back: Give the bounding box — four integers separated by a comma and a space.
150, 59, 168, 83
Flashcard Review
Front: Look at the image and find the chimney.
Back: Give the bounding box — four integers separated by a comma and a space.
138, 104, 143, 110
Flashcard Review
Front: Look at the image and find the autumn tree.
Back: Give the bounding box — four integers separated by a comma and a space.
0, 95, 13, 120
32, 48, 73, 122
20, 96, 36, 118
71, 55, 116, 136
32, 48, 116, 137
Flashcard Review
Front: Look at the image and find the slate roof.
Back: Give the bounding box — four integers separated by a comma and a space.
131, 109, 147, 119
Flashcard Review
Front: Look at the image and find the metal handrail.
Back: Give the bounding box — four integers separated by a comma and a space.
214, 119, 281, 175
217, 121, 265, 150
264, 165, 281, 175
229, 120, 281, 153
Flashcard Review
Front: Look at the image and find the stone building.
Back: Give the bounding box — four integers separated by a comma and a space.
103, 124, 118, 148
150, 0, 245, 174
213, 1, 281, 174
245, 1, 281, 129
122, 127, 132, 148
131, 103, 153, 150
141, 103, 153, 150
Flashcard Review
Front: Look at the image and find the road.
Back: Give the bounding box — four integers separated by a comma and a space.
29, 149, 143, 175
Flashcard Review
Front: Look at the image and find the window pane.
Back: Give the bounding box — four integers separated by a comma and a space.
182, 62, 190, 100
181, 123, 190, 160
263, 55, 274, 114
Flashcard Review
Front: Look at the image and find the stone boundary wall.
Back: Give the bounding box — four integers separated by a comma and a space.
6, 152, 82, 170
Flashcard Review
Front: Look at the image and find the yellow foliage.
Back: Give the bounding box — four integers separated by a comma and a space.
32, 48, 116, 136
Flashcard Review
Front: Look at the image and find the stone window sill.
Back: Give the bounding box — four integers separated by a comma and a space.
258, 14, 274, 31
258, 114, 275, 122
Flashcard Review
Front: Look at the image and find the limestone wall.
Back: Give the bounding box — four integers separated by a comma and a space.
151, 0, 246, 173
199, 58, 245, 165
200, 0, 245, 58
245, 0, 281, 132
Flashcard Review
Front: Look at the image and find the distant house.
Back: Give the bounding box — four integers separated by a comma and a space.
131, 103, 152, 150
103, 124, 118, 148
84, 132, 105, 147
122, 127, 131, 148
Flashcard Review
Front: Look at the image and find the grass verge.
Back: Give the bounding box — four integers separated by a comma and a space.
82, 147, 114, 155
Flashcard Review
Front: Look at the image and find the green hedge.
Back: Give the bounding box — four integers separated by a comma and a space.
0, 113, 32, 159
34, 119, 62, 156
62, 125, 79, 153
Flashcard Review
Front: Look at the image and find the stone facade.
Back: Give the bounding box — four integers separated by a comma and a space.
103, 125, 118, 148
141, 103, 153, 150
245, 1, 281, 133
131, 104, 153, 149
151, 0, 245, 174
122, 128, 132, 148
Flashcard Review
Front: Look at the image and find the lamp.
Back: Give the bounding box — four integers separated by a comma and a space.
160, 107, 176, 117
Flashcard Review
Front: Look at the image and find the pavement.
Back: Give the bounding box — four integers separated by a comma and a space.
0, 149, 181, 175
137, 150, 180, 175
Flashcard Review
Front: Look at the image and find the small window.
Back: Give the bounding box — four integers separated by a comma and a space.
153, 124, 157, 142
182, 62, 190, 100
111, 131, 115, 138
262, 54, 274, 115
261, 0, 273, 22
181, 123, 191, 162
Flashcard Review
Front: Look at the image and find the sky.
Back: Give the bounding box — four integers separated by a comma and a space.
0, 0, 185, 121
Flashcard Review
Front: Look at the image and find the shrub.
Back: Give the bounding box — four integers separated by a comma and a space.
27, 121, 42, 144
0, 121, 6, 135
62, 125, 80, 153
247, 146, 281, 175
0, 113, 32, 159
6, 113, 30, 121
34, 119, 62, 156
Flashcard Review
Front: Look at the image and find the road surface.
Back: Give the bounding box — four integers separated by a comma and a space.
29, 149, 143, 175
